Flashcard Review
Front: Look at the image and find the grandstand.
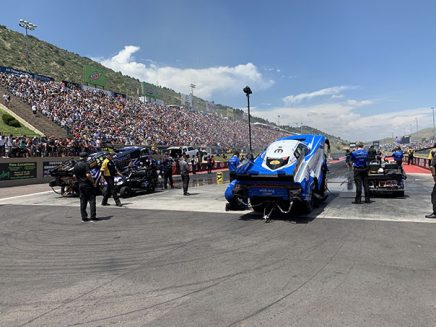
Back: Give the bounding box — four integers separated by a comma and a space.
0, 72, 291, 153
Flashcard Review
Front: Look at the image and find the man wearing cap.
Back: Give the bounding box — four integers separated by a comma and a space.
351, 142, 370, 204
73, 152, 97, 222
100, 152, 123, 207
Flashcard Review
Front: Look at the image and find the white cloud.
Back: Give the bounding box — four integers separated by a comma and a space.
251, 101, 432, 142
282, 86, 351, 105
98, 45, 274, 99
345, 99, 373, 107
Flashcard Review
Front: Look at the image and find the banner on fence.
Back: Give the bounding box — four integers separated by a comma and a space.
0, 162, 37, 181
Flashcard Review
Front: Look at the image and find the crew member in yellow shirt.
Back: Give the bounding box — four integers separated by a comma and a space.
100, 152, 123, 207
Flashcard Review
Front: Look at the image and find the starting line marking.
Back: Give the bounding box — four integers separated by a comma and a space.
0, 190, 53, 201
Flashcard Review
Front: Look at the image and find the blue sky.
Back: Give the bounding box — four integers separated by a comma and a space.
2, 0, 436, 141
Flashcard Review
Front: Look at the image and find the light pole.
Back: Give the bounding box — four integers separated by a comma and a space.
190, 83, 196, 111
243, 86, 253, 153
18, 19, 37, 72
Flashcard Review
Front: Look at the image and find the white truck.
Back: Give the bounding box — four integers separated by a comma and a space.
166, 146, 198, 158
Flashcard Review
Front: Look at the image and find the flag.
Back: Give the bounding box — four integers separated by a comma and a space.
83, 65, 106, 87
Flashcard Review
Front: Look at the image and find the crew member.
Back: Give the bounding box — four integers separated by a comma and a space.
73, 152, 97, 222
376, 149, 383, 163
392, 147, 404, 167
351, 142, 370, 204
190, 155, 196, 174
179, 154, 190, 195
100, 152, 123, 206
228, 151, 240, 182
207, 155, 214, 174
368, 145, 377, 163
160, 153, 174, 189
407, 147, 414, 165
426, 144, 436, 218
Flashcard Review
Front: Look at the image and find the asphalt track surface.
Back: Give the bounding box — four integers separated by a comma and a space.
1, 162, 436, 326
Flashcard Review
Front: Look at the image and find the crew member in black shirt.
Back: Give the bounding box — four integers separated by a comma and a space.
73, 152, 97, 222
368, 145, 377, 163
160, 153, 174, 189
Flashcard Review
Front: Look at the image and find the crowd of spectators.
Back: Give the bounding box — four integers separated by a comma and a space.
0, 73, 288, 157
0, 134, 104, 158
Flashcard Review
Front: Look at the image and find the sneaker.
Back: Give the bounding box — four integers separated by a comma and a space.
81, 218, 94, 223
116, 203, 123, 207
101, 203, 110, 206
352, 200, 362, 204
425, 213, 436, 219
184, 192, 191, 196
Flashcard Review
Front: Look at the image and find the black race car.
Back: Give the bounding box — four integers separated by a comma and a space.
367, 161, 406, 197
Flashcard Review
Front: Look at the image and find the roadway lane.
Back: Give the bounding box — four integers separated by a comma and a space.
1, 162, 436, 326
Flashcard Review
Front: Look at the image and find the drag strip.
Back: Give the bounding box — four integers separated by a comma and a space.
1, 200, 436, 326
1, 162, 436, 326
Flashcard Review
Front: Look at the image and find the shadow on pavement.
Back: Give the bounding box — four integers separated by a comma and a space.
94, 216, 113, 221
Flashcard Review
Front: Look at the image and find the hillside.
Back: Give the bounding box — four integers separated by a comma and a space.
377, 127, 435, 145
0, 24, 345, 146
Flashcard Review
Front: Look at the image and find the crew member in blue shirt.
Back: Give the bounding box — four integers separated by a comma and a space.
392, 147, 404, 167
227, 151, 240, 182
351, 142, 370, 204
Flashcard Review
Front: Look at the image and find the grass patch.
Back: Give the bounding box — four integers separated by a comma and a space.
0, 108, 40, 137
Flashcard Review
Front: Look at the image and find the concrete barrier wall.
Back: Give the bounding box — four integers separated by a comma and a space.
0, 157, 229, 188
0, 157, 76, 188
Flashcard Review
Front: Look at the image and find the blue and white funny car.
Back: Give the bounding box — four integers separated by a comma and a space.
224, 134, 329, 222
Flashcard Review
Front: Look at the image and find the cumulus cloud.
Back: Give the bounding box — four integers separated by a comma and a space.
251, 101, 432, 141
98, 45, 274, 99
282, 86, 352, 105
